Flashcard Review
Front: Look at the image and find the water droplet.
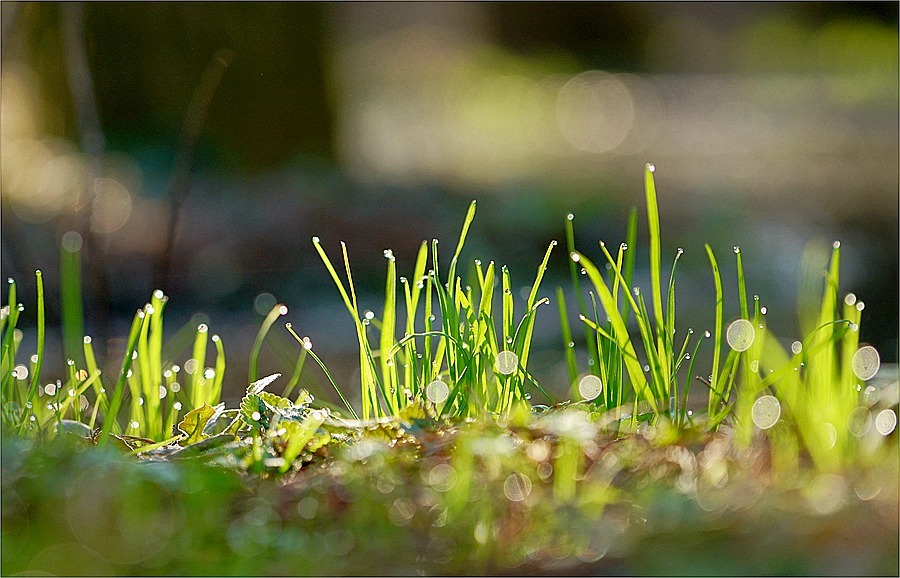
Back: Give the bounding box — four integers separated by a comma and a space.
303, 337, 313, 350
704, 330, 711, 338
171, 382, 181, 393
126, 369, 133, 379
633, 286, 640, 296
751, 396, 781, 429
676, 247, 684, 255
643, 365, 650, 372
159, 385, 168, 399
29, 414, 36, 422
852, 346, 880, 381
130, 421, 140, 430
364, 310, 375, 320
12, 365, 27, 380
212, 334, 220, 343
726, 319, 755, 351
204, 368, 215, 380
132, 350, 139, 360
875, 409, 897, 436
832, 240, 841, 249
822, 422, 837, 449
312, 236, 320, 243
848, 407, 872, 437
578, 375, 603, 401
684, 353, 691, 360
849, 322, 859, 332
426, 380, 450, 404
184, 359, 199, 375
503, 473, 532, 502
278, 305, 288, 315
570, 252, 580, 263
428, 315, 436, 322
550, 240, 558, 247
620, 243, 628, 251
844, 293, 857, 306
855, 301, 865, 312
399, 277, 408, 284
760, 307, 767, 315
749, 360, 759, 372
733, 246, 740, 254
791, 341, 803, 355
251, 411, 261, 421
647, 163, 656, 173
506, 337, 513, 345
567, 341, 575, 348
173, 401, 182, 411
137, 397, 144, 406
567, 213, 574, 221
495, 351, 519, 375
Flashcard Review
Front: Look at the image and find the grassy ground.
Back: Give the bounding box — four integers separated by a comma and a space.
2, 165, 897, 575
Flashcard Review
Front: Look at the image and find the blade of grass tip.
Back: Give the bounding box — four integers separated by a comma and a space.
735, 248, 749, 321
565, 213, 602, 378
1, 278, 18, 405
380, 249, 399, 411
446, 200, 477, 293
98, 308, 145, 446
190, 322, 209, 409
665, 248, 684, 404
705, 244, 724, 417
285, 323, 358, 420
644, 164, 665, 340
59, 232, 85, 366
24, 271, 45, 411
840, 293, 862, 389
811, 241, 841, 393
249, 303, 288, 384
136, 303, 159, 437
210, 334, 226, 404
519, 240, 556, 371
557, 287, 579, 398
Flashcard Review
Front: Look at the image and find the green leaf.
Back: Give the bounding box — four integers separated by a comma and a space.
178, 402, 216, 444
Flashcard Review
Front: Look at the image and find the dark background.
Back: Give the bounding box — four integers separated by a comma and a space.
2, 2, 897, 405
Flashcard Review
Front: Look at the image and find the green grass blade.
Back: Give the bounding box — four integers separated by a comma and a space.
98, 308, 145, 446
249, 303, 288, 384
705, 244, 724, 417
24, 271, 45, 412
644, 164, 665, 335
557, 286, 578, 397
446, 200, 476, 293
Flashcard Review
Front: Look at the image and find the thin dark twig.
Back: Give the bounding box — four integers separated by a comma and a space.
155, 48, 234, 290
61, 1, 112, 341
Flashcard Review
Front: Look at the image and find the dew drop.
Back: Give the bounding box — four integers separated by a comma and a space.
130, 421, 140, 430
791, 341, 803, 355
875, 409, 897, 436
844, 293, 857, 306
173, 401, 182, 411
278, 305, 288, 315
733, 246, 740, 254
832, 240, 841, 249
704, 330, 711, 338
83, 336, 92, 344
760, 307, 767, 315
848, 407, 872, 437
311, 236, 320, 243
251, 411, 261, 421
495, 351, 519, 375
570, 252, 580, 263
159, 385, 168, 399
503, 473, 532, 502
676, 247, 684, 255
567, 213, 574, 221
647, 163, 656, 173
303, 337, 313, 351
852, 346, 880, 381
620, 243, 628, 251
578, 375, 603, 401
749, 360, 759, 373
855, 301, 865, 312
426, 380, 449, 404
364, 310, 375, 320
751, 396, 781, 429
726, 319, 755, 351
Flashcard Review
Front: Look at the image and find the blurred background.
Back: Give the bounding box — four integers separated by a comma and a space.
1, 2, 897, 407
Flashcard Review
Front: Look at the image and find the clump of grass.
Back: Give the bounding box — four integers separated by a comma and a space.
0, 163, 895, 478
310, 200, 554, 422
